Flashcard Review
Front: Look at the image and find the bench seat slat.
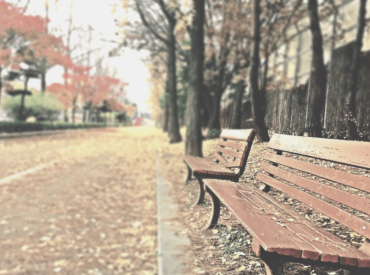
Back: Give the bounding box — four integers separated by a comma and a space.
220, 129, 254, 141
262, 163, 370, 216
204, 179, 303, 257
264, 152, 370, 194
268, 134, 370, 169
183, 156, 235, 176
218, 140, 246, 151
229, 182, 341, 262
256, 173, 370, 240
216, 146, 244, 159
229, 181, 370, 266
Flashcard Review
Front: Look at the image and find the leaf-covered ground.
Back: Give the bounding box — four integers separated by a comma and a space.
1, 127, 367, 275
0, 127, 165, 275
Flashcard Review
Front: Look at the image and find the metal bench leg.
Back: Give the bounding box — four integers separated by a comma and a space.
260, 251, 285, 275
202, 187, 220, 231
185, 165, 192, 184
194, 177, 205, 205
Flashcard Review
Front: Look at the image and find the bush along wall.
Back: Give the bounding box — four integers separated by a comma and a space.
0, 122, 121, 134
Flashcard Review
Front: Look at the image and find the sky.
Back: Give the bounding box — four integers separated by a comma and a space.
11, 0, 151, 114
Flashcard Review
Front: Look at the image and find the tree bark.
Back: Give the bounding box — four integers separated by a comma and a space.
261, 50, 270, 118
19, 77, 29, 121
185, 0, 205, 156
72, 94, 77, 124
207, 57, 228, 133
250, 0, 270, 142
306, 0, 326, 137
41, 72, 46, 93
345, 0, 367, 140
83, 109, 86, 123
162, 85, 169, 132
208, 86, 222, 131
0, 68, 2, 107
64, 110, 69, 122
230, 80, 245, 129
167, 20, 182, 143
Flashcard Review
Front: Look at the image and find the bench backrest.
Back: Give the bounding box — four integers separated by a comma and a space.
214, 129, 255, 176
257, 134, 370, 239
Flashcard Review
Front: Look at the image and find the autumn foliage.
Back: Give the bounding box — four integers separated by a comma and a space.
0, 0, 129, 123
48, 64, 127, 115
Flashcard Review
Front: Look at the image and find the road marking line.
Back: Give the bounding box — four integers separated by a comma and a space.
0, 161, 59, 185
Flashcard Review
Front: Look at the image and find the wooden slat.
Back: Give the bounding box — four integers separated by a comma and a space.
226, 159, 243, 168
268, 134, 370, 169
236, 182, 370, 266
204, 179, 303, 257
228, 182, 337, 262
183, 156, 234, 176
359, 243, 370, 267
288, 223, 338, 262
256, 173, 370, 239
216, 146, 244, 159
213, 152, 227, 166
264, 152, 370, 194
218, 140, 246, 151
262, 163, 370, 216
220, 129, 254, 141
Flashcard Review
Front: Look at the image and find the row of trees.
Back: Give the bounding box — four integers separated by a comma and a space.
0, 0, 128, 123
120, 0, 367, 155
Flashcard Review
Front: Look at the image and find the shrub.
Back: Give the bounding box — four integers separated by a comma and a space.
2, 93, 63, 121
206, 128, 221, 139
0, 121, 121, 134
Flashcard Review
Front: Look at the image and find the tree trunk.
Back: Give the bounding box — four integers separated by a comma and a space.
345, 0, 367, 140
41, 72, 46, 93
208, 88, 222, 131
72, 94, 77, 124
207, 59, 227, 134
0, 67, 2, 107
261, 50, 270, 118
250, 0, 270, 142
162, 85, 169, 132
19, 77, 29, 121
83, 109, 86, 123
306, 0, 326, 137
88, 105, 92, 123
167, 21, 182, 143
230, 81, 245, 129
185, 0, 205, 156
64, 110, 69, 122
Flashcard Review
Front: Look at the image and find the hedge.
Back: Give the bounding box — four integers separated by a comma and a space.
0, 121, 121, 134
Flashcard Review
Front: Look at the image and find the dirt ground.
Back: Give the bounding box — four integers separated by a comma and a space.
0, 127, 165, 275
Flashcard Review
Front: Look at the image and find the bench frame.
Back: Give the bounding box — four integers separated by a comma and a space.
183, 129, 255, 205
201, 134, 370, 275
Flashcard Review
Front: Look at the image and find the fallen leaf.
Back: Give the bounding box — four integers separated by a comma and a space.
237, 265, 246, 271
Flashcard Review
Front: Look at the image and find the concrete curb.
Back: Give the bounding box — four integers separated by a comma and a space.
156, 152, 190, 275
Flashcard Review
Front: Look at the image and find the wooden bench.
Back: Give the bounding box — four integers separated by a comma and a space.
183, 129, 255, 205
202, 134, 370, 275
